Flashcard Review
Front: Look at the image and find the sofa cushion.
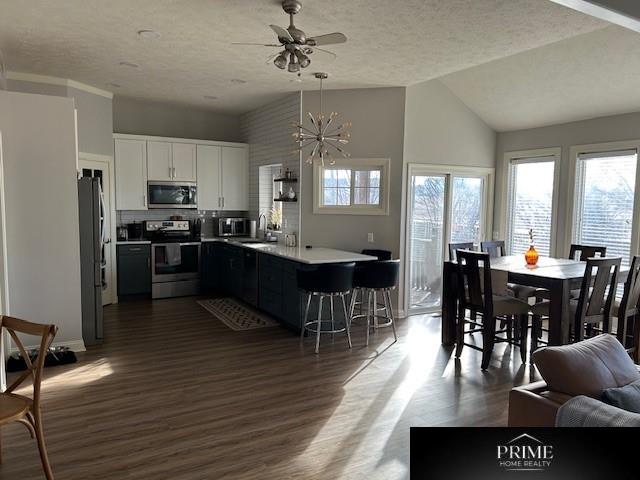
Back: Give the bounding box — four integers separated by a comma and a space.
602, 379, 640, 413
532, 334, 640, 398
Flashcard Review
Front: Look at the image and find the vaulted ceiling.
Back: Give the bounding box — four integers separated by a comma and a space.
0, 0, 607, 115
441, 25, 640, 131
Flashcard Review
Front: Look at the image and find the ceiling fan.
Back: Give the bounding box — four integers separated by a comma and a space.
233, 0, 347, 72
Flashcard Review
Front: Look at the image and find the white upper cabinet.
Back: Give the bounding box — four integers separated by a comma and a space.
147, 141, 172, 181
196, 145, 222, 210
172, 143, 197, 181
114, 134, 248, 212
147, 141, 197, 182
115, 139, 148, 210
220, 146, 249, 211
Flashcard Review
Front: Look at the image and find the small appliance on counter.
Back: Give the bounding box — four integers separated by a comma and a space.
285, 233, 297, 247
213, 217, 249, 237
127, 222, 143, 240
117, 226, 128, 242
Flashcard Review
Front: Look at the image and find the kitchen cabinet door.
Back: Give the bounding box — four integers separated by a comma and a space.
115, 139, 148, 210
117, 245, 151, 296
172, 142, 197, 181
147, 141, 172, 181
220, 146, 248, 211
196, 145, 222, 210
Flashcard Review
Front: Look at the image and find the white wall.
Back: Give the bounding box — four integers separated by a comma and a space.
0, 91, 83, 346
494, 111, 640, 251
7, 79, 114, 157
403, 79, 496, 168
300, 87, 406, 254
114, 96, 242, 142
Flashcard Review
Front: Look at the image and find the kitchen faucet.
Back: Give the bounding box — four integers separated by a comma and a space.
258, 213, 268, 239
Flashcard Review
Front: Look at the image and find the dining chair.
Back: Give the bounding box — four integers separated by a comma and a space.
573, 257, 620, 342
531, 257, 621, 347
568, 244, 607, 261
480, 240, 506, 259
0, 316, 57, 480
448, 242, 474, 261
455, 250, 530, 370
613, 255, 640, 359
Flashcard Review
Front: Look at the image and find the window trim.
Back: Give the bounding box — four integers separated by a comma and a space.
313, 158, 391, 215
503, 148, 561, 257
566, 140, 640, 261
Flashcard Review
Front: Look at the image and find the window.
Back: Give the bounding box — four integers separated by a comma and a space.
505, 151, 558, 256
572, 149, 637, 265
314, 158, 390, 215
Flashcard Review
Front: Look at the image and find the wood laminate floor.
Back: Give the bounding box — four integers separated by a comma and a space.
0, 297, 540, 480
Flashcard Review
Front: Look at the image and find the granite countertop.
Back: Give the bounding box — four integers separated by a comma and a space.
201, 237, 377, 264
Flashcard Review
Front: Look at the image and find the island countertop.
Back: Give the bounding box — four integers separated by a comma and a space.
201, 238, 378, 264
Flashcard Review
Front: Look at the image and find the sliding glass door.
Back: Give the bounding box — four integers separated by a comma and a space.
405, 166, 493, 313
572, 149, 638, 266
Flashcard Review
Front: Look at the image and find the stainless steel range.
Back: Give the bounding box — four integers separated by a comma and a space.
144, 220, 201, 299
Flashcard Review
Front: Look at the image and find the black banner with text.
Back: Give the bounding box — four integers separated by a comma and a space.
411, 427, 637, 479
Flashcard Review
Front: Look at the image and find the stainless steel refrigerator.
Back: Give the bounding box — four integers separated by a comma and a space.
78, 177, 104, 345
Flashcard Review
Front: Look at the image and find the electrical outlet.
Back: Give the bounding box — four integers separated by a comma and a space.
493, 231, 500, 240
367, 232, 374, 243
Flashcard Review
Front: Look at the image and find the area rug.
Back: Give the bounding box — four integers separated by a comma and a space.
197, 298, 279, 331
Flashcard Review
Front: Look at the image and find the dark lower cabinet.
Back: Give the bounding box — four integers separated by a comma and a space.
117, 244, 151, 297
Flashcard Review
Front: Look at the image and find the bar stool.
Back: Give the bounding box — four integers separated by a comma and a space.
351, 249, 393, 321
350, 259, 400, 345
298, 262, 355, 354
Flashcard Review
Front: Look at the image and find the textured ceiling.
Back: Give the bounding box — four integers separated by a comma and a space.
441, 25, 640, 132
0, 0, 607, 114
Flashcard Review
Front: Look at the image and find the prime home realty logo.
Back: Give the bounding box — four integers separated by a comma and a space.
497, 433, 554, 472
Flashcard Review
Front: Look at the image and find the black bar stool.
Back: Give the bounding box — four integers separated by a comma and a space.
298, 262, 355, 354
351, 249, 393, 321
350, 259, 400, 345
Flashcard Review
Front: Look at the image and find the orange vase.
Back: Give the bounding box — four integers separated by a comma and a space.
525, 245, 539, 266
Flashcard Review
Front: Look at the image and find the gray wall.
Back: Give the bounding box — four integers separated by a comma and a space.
495, 111, 640, 252
299, 87, 406, 255
241, 93, 301, 237
114, 96, 242, 142
404, 80, 496, 168
7, 80, 114, 156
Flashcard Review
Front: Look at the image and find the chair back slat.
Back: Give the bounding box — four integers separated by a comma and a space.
619, 256, 640, 318
574, 257, 620, 340
480, 240, 506, 259
1, 316, 57, 408
456, 250, 493, 317
448, 242, 474, 261
569, 244, 606, 261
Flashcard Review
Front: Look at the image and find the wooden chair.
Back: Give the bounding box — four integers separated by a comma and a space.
480, 240, 506, 259
573, 257, 621, 342
448, 242, 474, 261
0, 316, 57, 480
614, 256, 640, 359
455, 250, 530, 370
569, 244, 607, 261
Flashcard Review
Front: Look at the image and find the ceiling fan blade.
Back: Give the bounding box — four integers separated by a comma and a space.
270, 24, 293, 43
307, 32, 347, 46
310, 47, 337, 60
232, 42, 282, 47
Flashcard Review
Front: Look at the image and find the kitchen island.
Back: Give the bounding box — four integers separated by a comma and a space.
200, 238, 377, 332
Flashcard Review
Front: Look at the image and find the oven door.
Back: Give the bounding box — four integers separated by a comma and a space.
148, 182, 197, 209
151, 242, 201, 283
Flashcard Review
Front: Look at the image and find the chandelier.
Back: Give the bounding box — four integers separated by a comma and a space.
293, 73, 351, 166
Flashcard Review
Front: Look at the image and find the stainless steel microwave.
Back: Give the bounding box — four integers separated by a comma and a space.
148, 181, 197, 209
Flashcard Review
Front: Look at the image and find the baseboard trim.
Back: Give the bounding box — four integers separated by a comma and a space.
394, 309, 407, 318
10, 339, 86, 354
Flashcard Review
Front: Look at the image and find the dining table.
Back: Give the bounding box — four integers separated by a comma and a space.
441, 255, 629, 347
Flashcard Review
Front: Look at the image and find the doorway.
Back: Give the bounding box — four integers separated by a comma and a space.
403, 164, 494, 314
79, 154, 116, 305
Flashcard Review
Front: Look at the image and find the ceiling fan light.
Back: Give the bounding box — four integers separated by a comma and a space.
288, 62, 300, 73
294, 50, 311, 68
274, 53, 288, 70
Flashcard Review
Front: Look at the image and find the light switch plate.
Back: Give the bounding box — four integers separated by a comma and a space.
367, 232, 374, 243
